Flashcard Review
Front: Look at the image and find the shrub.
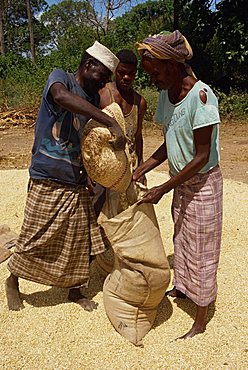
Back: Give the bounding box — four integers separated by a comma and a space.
137, 86, 159, 123
214, 88, 248, 119
1, 52, 248, 125
0, 78, 40, 109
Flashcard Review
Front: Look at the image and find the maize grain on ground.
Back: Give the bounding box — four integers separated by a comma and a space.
0, 169, 247, 370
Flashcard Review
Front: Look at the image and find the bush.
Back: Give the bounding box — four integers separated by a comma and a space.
0, 51, 82, 110
214, 88, 248, 119
137, 86, 159, 123
1, 51, 248, 125
138, 86, 248, 124
0, 78, 40, 109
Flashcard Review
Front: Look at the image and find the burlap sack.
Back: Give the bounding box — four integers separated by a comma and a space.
101, 202, 170, 346
0, 224, 17, 264
81, 103, 132, 193
96, 182, 146, 277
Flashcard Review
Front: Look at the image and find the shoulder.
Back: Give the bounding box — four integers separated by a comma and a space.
46, 69, 70, 91
134, 91, 147, 111
99, 82, 113, 108
200, 81, 218, 103
48, 68, 68, 80
191, 80, 218, 105
101, 82, 112, 90
190, 81, 220, 126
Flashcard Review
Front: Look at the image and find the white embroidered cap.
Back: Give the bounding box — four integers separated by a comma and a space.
86, 41, 119, 74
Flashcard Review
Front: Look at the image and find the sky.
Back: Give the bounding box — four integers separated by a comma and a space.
45, 0, 220, 16
45, 0, 148, 17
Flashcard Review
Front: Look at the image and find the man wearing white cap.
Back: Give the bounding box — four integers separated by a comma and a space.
5, 41, 125, 312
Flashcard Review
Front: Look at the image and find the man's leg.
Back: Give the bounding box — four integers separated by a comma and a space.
165, 286, 186, 298
68, 287, 98, 312
178, 305, 208, 339
5, 273, 24, 311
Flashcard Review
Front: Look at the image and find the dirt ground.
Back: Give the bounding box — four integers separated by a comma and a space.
0, 120, 247, 369
0, 121, 247, 183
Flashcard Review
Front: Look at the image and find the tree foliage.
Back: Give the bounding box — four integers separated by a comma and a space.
1, 0, 49, 55
102, 0, 173, 55
214, 0, 248, 89
40, 0, 97, 50
86, 0, 133, 35
1, 0, 248, 111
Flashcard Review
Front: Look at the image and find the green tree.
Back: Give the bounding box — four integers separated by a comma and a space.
102, 0, 173, 87
40, 0, 97, 52
3, 0, 49, 56
170, 1, 216, 82
214, 0, 248, 89
105, 0, 174, 52
27, 0, 35, 63
86, 0, 137, 37
0, 0, 7, 55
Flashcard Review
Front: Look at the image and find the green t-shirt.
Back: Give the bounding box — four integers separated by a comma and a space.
155, 80, 220, 175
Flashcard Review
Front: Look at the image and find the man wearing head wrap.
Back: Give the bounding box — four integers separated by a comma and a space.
137, 30, 193, 62
134, 30, 223, 339
5, 41, 126, 312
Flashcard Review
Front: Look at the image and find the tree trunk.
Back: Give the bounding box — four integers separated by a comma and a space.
26, 0, 35, 63
105, 0, 111, 35
173, 0, 179, 30
0, 0, 5, 55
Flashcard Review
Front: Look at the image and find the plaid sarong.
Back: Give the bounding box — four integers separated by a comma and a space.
8, 179, 108, 288
172, 166, 223, 306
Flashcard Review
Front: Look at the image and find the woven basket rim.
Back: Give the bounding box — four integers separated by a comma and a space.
81, 103, 132, 192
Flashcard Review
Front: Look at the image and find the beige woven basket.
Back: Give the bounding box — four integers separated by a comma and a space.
81, 103, 132, 193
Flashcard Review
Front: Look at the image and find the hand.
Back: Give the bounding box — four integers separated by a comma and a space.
86, 177, 95, 195
108, 125, 127, 151
139, 174, 147, 186
133, 165, 145, 182
138, 185, 165, 205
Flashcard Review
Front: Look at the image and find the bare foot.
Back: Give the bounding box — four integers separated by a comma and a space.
177, 324, 206, 340
5, 276, 24, 311
165, 287, 186, 298
68, 288, 98, 312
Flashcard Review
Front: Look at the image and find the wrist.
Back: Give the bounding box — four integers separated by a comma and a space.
160, 181, 172, 194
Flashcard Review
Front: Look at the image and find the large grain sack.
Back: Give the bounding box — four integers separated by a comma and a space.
81, 102, 132, 193
96, 181, 145, 277
0, 224, 17, 263
101, 202, 170, 346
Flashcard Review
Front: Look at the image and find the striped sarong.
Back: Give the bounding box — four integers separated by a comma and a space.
8, 178, 108, 288
172, 166, 223, 306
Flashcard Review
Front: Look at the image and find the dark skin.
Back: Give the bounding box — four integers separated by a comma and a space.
5, 59, 127, 312
51, 61, 126, 151
100, 62, 147, 173
133, 56, 213, 339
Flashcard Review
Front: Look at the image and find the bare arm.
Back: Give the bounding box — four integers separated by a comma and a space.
135, 95, 147, 165
99, 85, 112, 109
139, 125, 213, 204
133, 141, 168, 181
50, 82, 126, 150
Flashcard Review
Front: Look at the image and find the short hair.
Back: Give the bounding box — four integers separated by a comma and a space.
116, 49, 138, 66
